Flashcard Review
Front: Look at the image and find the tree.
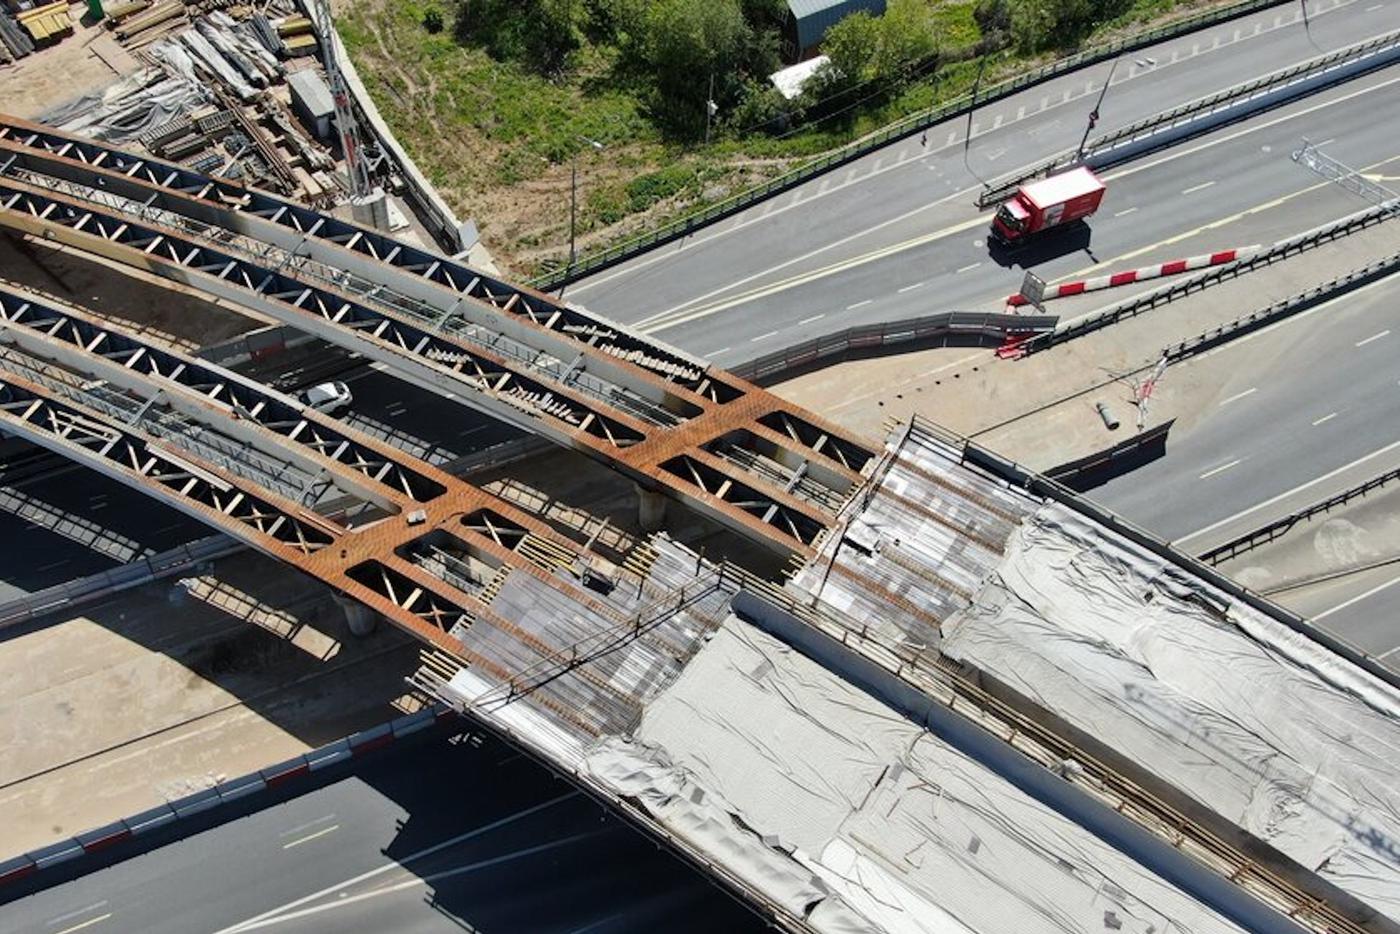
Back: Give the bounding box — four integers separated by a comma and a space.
455, 0, 584, 74
643, 0, 751, 133
821, 10, 880, 86
872, 0, 937, 77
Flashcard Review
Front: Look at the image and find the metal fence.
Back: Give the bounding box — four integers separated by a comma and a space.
1165, 250, 1400, 363
1020, 201, 1400, 355
529, 0, 1290, 291
730, 311, 1057, 385
1199, 465, 1400, 565
977, 29, 1400, 206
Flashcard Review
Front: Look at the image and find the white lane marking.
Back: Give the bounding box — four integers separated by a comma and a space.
1367, 3, 1385, 10
1312, 412, 1339, 426
47, 903, 108, 926
283, 824, 340, 849
1314, 573, 1400, 621
799, 313, 826, 324
226, 832, 605, 933
53, 916, 112, 934
1379, 643, 1400, 660
214, 792, 582, 934
897, 282, 925, 293
955, 262, 982, 273
1218, 387, 1256, 406
1176, 438, 1400, 546
847, 299, 873, 310
705, 346, 731, 356
572, 5, 1372, 300
1199, 459, 1242, 480
750, 330, 779, 342
1181, 180, 1217, 195
1356, 329, 1391, 347
279, 814, 337, 838
1114, 206, 1138, 216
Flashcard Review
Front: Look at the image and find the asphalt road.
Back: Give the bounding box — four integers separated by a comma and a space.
1088, 271, 1400, 655
0, 725, 765, 934
570, 0, 1400, 359
641, 65, 1400, 363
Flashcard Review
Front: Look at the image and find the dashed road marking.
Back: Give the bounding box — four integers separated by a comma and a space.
897, 282, 924, 293
956, 262, 982, 273
1181, 180, 1216, 195
799, 314, 826, 325
1312, 412, 1339, 426
54, 914, 113, 934
1219, 387, 1256, 406
847, 299, 873, 310
283, 824, 340, 850
750, 331, 779, 342
1199, 459, 1242, 480
1356, 329, 1391, 347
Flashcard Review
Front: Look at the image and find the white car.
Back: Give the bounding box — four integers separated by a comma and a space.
297, 380, 353, 416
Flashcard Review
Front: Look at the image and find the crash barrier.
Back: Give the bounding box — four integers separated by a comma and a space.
1006, 247, 1259, 306
977, 30, 1400, 207
0, 706, 453, 891
728, 312, 1057, 386
1043, 420, 1175, 492
942, 418, 1400, 694
1199, 464, 1400, 566
527, 0, 1291, 292
0, 535, 241, 631
1016, 201, 1399, 356
1163, 250, 1400, 363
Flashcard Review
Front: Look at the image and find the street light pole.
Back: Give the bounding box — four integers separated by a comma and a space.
1076, 56, 1120, 162
561, 135, 603, 300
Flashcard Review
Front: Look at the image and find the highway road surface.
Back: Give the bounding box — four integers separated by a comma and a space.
570, 0, 1400, 357
0, 725, 765, 934
1090, 270, 1400, 658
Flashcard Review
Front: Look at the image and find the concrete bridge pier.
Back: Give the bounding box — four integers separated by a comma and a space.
637, 485, 668, 532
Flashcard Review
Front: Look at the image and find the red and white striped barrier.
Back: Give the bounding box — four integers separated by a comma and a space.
0, 706, 452, 887
1005, 246, 1261, 307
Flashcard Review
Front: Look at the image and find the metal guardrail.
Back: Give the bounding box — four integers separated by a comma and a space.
0, 535, 241, 630
976, 29, 1400, 207
1200, 465, 1400, 565
1164, 250, 1400, 362
729, 311, 1056, 385
1019, 200, 1399, 355
528, 0, 1290, 291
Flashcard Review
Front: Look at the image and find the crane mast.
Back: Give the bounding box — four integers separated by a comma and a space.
311, 0, 373, 199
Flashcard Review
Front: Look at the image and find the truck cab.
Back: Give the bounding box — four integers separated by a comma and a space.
991, 166, 1105, 245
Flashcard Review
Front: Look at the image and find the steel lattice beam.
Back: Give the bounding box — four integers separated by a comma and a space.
0, 117, 879, 552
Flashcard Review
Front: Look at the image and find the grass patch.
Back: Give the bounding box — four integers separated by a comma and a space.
342, 0, 1259, 276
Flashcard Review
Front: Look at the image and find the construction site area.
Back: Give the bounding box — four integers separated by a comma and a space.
1, 1, 1399, 933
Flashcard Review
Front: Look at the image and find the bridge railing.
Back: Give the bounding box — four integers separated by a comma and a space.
528, 0, 1290, 291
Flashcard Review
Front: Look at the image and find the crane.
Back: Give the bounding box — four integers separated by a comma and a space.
311, 0, 373, 200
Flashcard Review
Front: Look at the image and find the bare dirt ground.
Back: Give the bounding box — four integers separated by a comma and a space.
0, 549, 425, 855
0, 4, 140, 119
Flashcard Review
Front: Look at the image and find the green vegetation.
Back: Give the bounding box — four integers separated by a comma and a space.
340, 0, 1251, 274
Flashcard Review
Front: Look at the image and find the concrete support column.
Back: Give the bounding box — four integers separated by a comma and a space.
335, 594, 379, 637
637, 485, 668, 532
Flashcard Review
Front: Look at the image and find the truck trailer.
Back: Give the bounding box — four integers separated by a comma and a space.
991, 166, 1106, 244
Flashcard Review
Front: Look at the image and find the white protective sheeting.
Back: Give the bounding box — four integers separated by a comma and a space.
941, 502, 1400, 921
603, 617, 1247, 934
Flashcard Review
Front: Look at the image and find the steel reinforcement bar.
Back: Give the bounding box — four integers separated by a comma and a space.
525, 0, 1292, 290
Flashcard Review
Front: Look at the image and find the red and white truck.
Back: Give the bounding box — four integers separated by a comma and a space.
990, 166, 1106, 244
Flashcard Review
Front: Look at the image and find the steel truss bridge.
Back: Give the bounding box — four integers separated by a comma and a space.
0, 114, 1386, 934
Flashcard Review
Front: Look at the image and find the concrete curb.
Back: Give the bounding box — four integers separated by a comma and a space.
0, 705, 452, 888
1006, 247, 1260, 307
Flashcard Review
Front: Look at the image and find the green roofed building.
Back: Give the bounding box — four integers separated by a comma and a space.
783, 0, 887, 61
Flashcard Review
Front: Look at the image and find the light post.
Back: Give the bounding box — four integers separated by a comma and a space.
1076, 56, 1120, 163
562, 135, 604, 299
